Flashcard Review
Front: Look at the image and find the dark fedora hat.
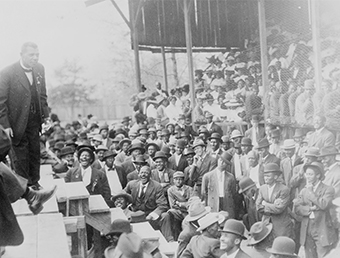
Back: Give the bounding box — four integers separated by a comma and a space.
266, 236, 298, 257
263, 163, 281, 174
77, 140, 95, 152
208, 133, 222, 142
238, 177, 256, 194
153, 151, 168, 161
220, 151, 233, 164
59, 146, 74, 157
183, 147, 195, 156
130, 210, 146, 223
304, 161, 324, 179
256, 138, 271, 149
318, 146, 339, 157
146, 142, 160, 151
248, 222, 273, 246
128, 142, 146, 154
176, 139, 186, 149
103, 150, 117, 160
133, 155, 147, 165
111, 190, 133, 204
219, 219, 247, 240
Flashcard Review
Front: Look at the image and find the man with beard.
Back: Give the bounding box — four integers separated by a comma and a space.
101, 150, 126, 195
181, 213, 225, 258
124, 166, 172, 241
219, 219, 250, 258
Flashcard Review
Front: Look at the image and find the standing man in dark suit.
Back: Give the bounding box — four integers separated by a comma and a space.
168, 139, 188, 172
0, 42, 49, 189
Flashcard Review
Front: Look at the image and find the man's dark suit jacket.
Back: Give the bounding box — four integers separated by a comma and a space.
207, 122, 223, 136
124, 179, 168, 216
121, 157, 136, 176
65, 166, 113, 207
0, 62, 49, 145
259, 154, 280, 186
168, 154, 189, 172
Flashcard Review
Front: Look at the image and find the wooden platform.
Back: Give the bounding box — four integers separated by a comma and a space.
2, 213, 71, 258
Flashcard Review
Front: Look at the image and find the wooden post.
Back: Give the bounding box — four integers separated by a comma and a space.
310, 0, 322, 91
183, 0, 196, 108
131, 13, 142, 92
161, 46, 169, 92
258, 0, 269, 118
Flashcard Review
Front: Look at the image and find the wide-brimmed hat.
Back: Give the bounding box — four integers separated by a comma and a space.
59, 146, 74, 157
256, 138, 271, 149
103, 150, 117, 160
208, 133, 222, 142
133, 155, 147, 165
318, 146, 339, 157
185, 202, 211, 222
183, 147, 195, 156
303, 161, 324, 178
111, 190, 133, 204
230, 130, 243, 139
266, 236, 298, 257
146, 142, 160, 151
293, 128, 305, 138
220, 151, 233, 164
248, 222, 273, 245
304, 147, 320, 157
173, 171, 185, 178
99, 124, 109, 132
196, 212, 225, 232
129, 142, 146, 154
192, 139, 206, 149
198, 127, 209, 135
238, 177, 256, 194
95, 145, 108, 152
263, 163, 281, 174
119, 138, 132, 149
219, 219, 247, 240
241, 137, 252, 146
116, 232, 144, 258
106, 219, 132, 236
281, 139, 295, 150
153, 151, 168, 161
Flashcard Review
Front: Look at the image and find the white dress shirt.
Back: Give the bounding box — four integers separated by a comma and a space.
105, 165, 122, 196
81, 166, 92, 187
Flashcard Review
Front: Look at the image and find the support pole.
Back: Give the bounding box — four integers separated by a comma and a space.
183, 0, 195, 108
258, 0, 269, 118
161, 46, 169, 92
310, 0, 322, 91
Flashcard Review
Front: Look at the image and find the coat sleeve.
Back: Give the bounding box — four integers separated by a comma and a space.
0, 68, 11, 128
263, 187, 290, 214
180, 240, 194, 258
37, 65, 49, 119
64, 169, 73, 182
256, 187, 265, 212
153, 184, 169, 216
307, 185, 335, 210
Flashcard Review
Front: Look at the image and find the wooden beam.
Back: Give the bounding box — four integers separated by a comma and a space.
257, 0, 269, 118
183, 0, 196, 109
109, 0, 131, 30
310, 0, 322, 91
161, 46, 169, 92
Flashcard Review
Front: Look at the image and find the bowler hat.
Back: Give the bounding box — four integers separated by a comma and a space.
230, 130, 243, 139
248, 222, 273, 246
266, 236, 298, 257
133, 155, 147, 165
103, 150, 117, 160
263, 163, 281, 174
153, 151, 168, 161
304, 147, 320, 157
293, 128, 305, 138
256, 138, 271, 149
146, 142, 160, 151
220, 151, 233, 164
59, 146, 74, 157
119, 138, 132, 149
161, 146, 171, 158
219, 219, 247, 239
185, 202, 211, 222
183, 147, 195, 156
238, 177, 256, 194
192, 139, 206, 149
241, 137, 252, 146
198, 127, 209, 135
173, 171, 185, 178
208, 133, 222, 142
106, 219, 132, 236
111, 190, 133, 204
129, 142, 146, 154
196, 212, 225, 232
176, 139, 186, 149
318, 146, 339, 157
0, 125, 11, 161
282, 139, 295, 149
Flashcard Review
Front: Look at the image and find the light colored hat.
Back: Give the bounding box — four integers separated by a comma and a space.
192, 139, 206, 149
196, 212, 225, 232
281, 139, 295, 149
230, 130, 243, 139
95, 145, 108, 152
92, 134, 103, 142
173, 171, 185, 178
185, 202, 211, 222
225, 99, 243, 107
248, 222, 273, 246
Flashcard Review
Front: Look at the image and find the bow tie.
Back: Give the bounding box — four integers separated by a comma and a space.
22, 67, 32, 73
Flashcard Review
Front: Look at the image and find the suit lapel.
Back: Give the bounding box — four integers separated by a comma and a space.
15, 63, 30, 91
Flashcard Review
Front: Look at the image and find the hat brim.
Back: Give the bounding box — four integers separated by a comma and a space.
239, 182, 256, 194
219, 229, 247, 240
196, 214, 225, 232
266, 247, 298, 257
255, 143, 271, 149
186, 206, 211, 222
318, 152, 339, 157
112, 193, 132, 204
247, 223, 273, 245
60, 151, 74, 157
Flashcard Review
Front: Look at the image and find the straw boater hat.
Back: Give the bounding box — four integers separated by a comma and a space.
230, 130, 243, 139
247, 222, 273, 246
266, 236, 298, 257
196, 212, 225, 232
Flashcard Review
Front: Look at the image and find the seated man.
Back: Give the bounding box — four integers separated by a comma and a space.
111, 190, 133, 221
124, 166, 172, 241
167, 171, 193, 240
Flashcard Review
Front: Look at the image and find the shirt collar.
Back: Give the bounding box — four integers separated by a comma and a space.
20, 59, 32, 71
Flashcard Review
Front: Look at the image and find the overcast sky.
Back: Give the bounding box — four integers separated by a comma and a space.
0, 0, 129, 84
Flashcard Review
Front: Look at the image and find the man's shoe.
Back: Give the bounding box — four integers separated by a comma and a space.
25, 185, 57, 215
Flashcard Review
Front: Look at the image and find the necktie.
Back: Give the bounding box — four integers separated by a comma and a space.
139, 184, 146, 199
